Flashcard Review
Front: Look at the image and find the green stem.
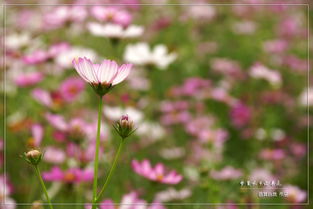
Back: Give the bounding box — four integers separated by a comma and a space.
96, 140, 124, 202
34, 166, 53, 209
92, 96, 103, 209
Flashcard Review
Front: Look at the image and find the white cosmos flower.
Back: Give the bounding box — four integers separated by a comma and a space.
72, 57, 132, 86
56, 47, 98, 68
87, 22, 144, 38
299, 87, 313, 106
250, 64, 282, 87
124, 42, 177, 70
6, 33, 30, 50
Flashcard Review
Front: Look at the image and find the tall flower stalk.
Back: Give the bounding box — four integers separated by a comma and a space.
72, 57, 132, 209
96, 115, 135, 202
22, 150, 54, 209
92, 95, 103, 206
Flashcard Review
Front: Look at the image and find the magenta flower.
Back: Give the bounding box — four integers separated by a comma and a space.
72, 57, 132, 96
132, 159, 182, 184
14, 71, 43, 87
43, 166, 93, 183
230, 102, 251, 128
59, 77, 85, 102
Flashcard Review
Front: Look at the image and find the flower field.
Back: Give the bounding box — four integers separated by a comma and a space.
1, 1, 311, 209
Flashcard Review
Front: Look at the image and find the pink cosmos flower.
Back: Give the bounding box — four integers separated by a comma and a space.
91, 6, 132, 27
23, 50, 49, 65
14, 71, 43, 87
282, 185, 306, 203
22, 42, 70, 65
59, 77, 85, 102
259, 148, 285, 161
174, 77, 211, 97
72, 57, 132, 96
43, 166, 93, 183
132, 159, 182, 184
211, 166, 243, 180
32, 88, 53, 108
67, 141, 97, 163
263, 39, 288, 54
85, 192, 165, 209
211, 58, 243, 79
43, 147, 66, 164
31, 124, 43, 147
48, 42, 70, 57
45, 113, 68, 131
160, 101, 191, 125
43, 6, 87, 29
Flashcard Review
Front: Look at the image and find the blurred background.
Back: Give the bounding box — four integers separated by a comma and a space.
1, 0, 312, 208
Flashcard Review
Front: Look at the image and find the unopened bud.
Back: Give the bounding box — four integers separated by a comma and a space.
113, 114, 136, 139
23, 149, 43, 166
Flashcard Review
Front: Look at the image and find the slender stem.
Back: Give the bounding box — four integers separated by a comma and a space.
92, 96, 103, 209
34, 166, 53, 209
96, 140, 124, 202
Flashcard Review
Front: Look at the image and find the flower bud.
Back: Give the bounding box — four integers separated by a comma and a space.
113, 114, 136, 139
23, 149, 43, 166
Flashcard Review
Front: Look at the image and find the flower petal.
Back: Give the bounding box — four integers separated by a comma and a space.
112, 63, 132, 85
98, 60, 118, 84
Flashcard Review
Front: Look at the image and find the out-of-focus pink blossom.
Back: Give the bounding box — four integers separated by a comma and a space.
211, 166, 242, 180
186, 5, 216, 20
52, 131, 67, 142
45, 113, 68, 131
91, 6, 133, 27
211, 58, 243, 79
121, 192, 165, 209
290, 142, 306, 158
155, 187, 191, 202
230, 102, 251, 128
263, 39, 288, 54
283, 55, 307, 73
22, 50, 49, 65
171, 77, 210, 98
259, 148, 285, 161
31, 124, 43, 147
87, 22, 144, 39
132, 159, 183, 184
160, 101, 191, 125
48, 42, 70, 57
59, 77, 85, 102
43, 166, 93, 183
85, 199, 114, 209
282, 185, 306, 203
43, 147, 66, 164
278, 17, 304, 38
22, 42, 70, 65
43, 6, 87, 29
0, 175, 16, 209
14, 71, 43, 87
232, 21, 256, 35
32, 88, 53, 108
250, 63, 282, 87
